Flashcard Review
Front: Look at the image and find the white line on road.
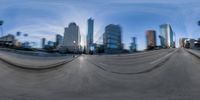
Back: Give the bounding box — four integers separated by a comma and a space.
99, 62, 108, 66
150, 49, 178, 65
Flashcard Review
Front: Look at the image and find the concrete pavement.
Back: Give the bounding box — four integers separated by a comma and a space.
0, 48, 199, 100
86, 48, 176, 74
0, 50, 78, 69
186, 49, 200, 59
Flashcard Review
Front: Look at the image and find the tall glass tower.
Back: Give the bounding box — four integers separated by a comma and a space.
87, 18, 94, 53
160, 24, 174, 48
130, 37, 137, 52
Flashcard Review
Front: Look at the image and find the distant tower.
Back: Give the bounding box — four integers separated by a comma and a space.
130, 37, 137, 52
86, 18, 94, 53
63, 22, 81, 52
55, 34, 63, 48
146, 30, 156, 50
41, 38, 46, 48
160, 24, 174, 48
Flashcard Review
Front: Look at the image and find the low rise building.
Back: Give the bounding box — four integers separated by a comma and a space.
0, 34, 16, 47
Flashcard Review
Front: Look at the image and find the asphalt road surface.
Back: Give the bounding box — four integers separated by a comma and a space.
0, 48, 200, 100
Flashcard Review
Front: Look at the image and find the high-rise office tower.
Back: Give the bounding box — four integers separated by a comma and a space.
63, 22, 81, 52
41, 38, 46, 49
146, 30, 157, 50
86, 18, 94, 53
160, 24, 174, 48
55, 34, 63, 47
130, 37, 137, 52
103, 24, 122, 53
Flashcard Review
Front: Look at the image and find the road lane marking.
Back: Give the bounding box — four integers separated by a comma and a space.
150, 49, 178, 65
99, 62, 108, 66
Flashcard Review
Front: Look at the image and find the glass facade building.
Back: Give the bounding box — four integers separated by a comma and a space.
86, 18, 94, 53
130, 37, 137, 52
103, 24, 122, 53
160, 24, 174, 48
55, 34, 63, 48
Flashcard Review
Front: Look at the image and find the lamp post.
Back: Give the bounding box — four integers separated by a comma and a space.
73, 40, 76, 57
0, 20, 4, 37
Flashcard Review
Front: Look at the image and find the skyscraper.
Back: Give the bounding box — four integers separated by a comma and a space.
146, 30, 156, 50
86, 18, 94, 53
130, 37, 137, 52
41, 38, 46, 49
55, 34, 63, 48
103, 24, 122, 53
160, 24, 174, 48
63, 22, 81, 52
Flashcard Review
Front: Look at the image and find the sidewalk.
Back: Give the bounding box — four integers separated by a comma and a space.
0, 50, 78, 70
186, 49, 200, 59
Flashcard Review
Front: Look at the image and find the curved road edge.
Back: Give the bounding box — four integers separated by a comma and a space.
0, 55, 81, 70
185, 49, 200, 59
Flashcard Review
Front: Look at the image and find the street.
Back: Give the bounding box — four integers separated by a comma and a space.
0, 48, 200, 100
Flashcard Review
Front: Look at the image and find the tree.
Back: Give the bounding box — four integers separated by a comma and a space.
198, 21, 200, 26
0, 20, 4, 36
0, 20, 3, 26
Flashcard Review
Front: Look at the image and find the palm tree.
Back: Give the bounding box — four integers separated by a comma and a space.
198, 21, 200, 26
0, 20, 4, 37
16, 32, 21, 36
0, 20, 3, 25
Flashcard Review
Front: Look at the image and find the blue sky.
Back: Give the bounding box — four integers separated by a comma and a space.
0, 0, 200, 50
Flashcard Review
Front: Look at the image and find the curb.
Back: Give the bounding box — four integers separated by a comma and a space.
185, 49, 200, 59
0, 55, 80, 70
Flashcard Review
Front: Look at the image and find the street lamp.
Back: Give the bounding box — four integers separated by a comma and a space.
73, 41, 76, 57
0, 20, 4, 37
